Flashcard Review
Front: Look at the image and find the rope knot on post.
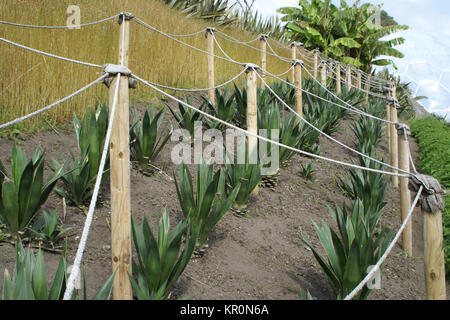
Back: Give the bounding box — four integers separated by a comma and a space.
118, 12, 134, 24
289, 41, 297, 47
292, 59, 304, 66
260, 34, 268, 41
101, 64, 137, 89
205, 27, 216, 37
409, 174, 445, 213
244, 63, 260, 73
395, 123, 410, 137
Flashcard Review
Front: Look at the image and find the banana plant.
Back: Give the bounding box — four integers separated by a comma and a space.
174, 163, 240, 246
130, 106, 172, 172
0, 145, 61, 238
303, 200, 394, 300
29, 209, 71, 249
129, 208, 199, 300
202, 88, 236, 131
224, 142, 261, 210
2, 242, 115, 300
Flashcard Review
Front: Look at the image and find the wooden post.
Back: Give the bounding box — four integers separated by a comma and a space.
365, 75, 371, 104
260, 35, 267, 89
390, 88, 399, 187
357, 71, 362, 89
206, 28, 215, 105
110, 12, 132, 300
293, 60, 303, 126
386, 86, 392, 156
246, 64, 259, 196
320, 61, 327, 87
346, 65, 352, 89
397, 124, 412, 256
313, 49, 319, 79
290, 42, 296, 83
336, 63, 341, 94
423, 207, 446, 299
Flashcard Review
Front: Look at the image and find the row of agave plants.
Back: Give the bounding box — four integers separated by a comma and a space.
301, 97, 395, 299
0, 78, 370, 299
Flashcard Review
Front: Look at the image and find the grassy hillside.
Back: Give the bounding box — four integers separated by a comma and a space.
0, 0, 295, 131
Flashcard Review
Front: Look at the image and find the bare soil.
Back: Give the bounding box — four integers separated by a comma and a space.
0, 95, 449, 300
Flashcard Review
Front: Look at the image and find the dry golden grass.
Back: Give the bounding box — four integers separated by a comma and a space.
0, 0, 299, 131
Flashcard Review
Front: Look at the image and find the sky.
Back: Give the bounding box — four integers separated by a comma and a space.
239, 0, 450, 119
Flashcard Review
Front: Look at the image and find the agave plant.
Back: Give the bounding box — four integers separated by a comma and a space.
73, 103, 110, 182
202, 88, 236, 131
300, 161, 317, 180
130, 106, 172, 172
0, 145, 61, 238
2, 242, 115, 300
224, 142, 261, 210
167, 97, 203, 141
351, 115, 383, 152
53, 105, 110, 206
303, 200, 394, 300
303, 92, 348, 136
337, 151, 387, 215
29, 209, 71, 249
129, 208, 199, 300
174, 163, 240, 246
258, 101, 281, 176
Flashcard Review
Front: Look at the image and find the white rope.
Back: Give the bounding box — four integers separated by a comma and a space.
301, 65, 397, 125
0, 37, 102, 68
142, 68, 246, 92
262, 67, 395, 125
256, 71, 411, 176
212, 30, 261, 45
343, 186, 423, 300
132, 17, 245, 67
63, 73, 121, 300
214, 30, 292, 63
212, 33, 244, 65
133, 73, 410, 177
0, 74, 107, 130
0, 14, 118, 29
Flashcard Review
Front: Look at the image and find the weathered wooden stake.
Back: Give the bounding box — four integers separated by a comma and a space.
390, 89, 399, 187
206, 28, 215, 105
386, 87, 392, 156
293, 60, 303, 127
357, 71, 362, 89
246, 64, 259, 196
423, 207, 446, 299
397, 124, 412, 256
346, 65, 352, 89
364, 75, 371, 105
336, 62, 341, 94
260, 35, 267, 89
290, 42, 296, 82
110, 13, 132, 300
313, 49, 319, 79
320, 61, 327, 87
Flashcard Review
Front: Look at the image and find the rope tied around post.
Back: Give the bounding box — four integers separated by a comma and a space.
395, 123, 411, 139
205, 27, 216, 38
118, 12, 134, 24
409, 174, 445, 213
102, 64, 137, 89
